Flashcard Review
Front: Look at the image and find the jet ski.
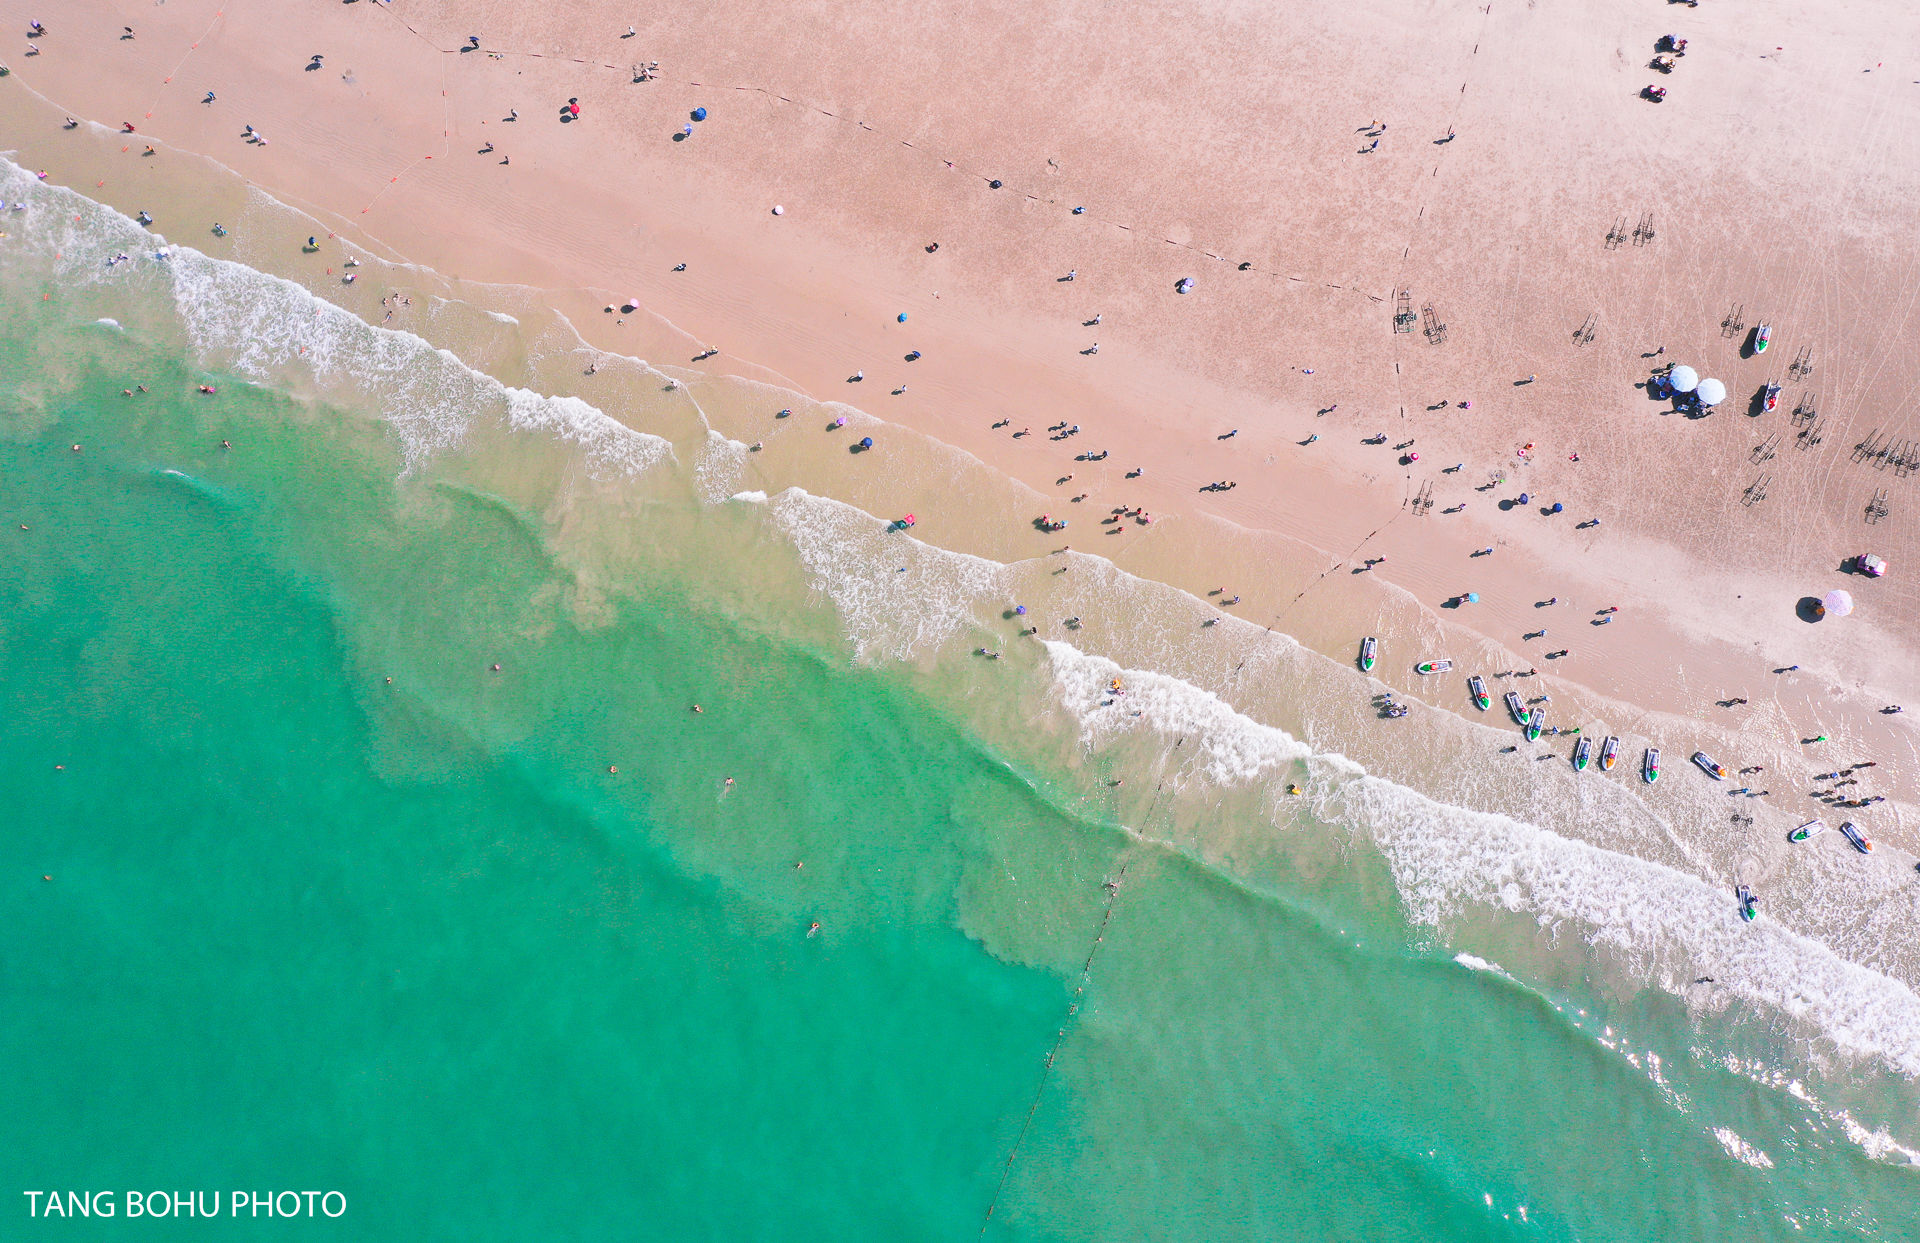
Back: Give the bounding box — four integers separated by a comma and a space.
1573, 737, 1592, 771
1692, 751, 1729, 780
1643, 747, 1661, 784
1754, 323, 1771, 353
1416, 659, 1453, 675
1467, 675, 1491, 711
1837, 822, 1873, 854
1736, 884, 1758, 923
1599, 735, 1620, 771
1505, 690, 1527, 725
1788, 819, 1827, 843
1359, 636, 1377, 672
1525, 708, 1544, 743
1763, 382, 1780, 412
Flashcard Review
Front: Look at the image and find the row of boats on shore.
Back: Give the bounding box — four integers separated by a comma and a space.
1359, 638, 1877, 924
1369, 644, 1662, 779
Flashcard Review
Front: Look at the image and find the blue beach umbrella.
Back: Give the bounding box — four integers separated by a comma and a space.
1518, 492, 1530, 505
860, 437, 873, 449
1014, 605, 1027, 616
897, 313, 907, 323
691, 107, 708, 122
1550, 502, 1564, 514
1466, 592, 1480, 603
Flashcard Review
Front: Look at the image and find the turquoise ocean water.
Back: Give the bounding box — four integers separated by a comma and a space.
2, 167, 1917, 1240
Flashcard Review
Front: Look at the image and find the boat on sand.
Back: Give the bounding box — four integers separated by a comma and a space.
1692, 751, 1728, 780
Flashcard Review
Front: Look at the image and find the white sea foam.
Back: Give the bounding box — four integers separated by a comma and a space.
1036, 643, 1920, 1084
694, 430, 753, 504
768, 487, 1012, 661
0, 159, 672, 482
14, 153, 1919, 1155
1711, 1126, 1776, 1170
1044, 642, 1327, 787
1454, 953, 1512, 978
1838, 1114, 1920, 1167
747, 456, 1920, 1096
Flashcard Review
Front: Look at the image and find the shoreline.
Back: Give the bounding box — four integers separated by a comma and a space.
5, 3, 1918, 828
7, 136, 1920, 1112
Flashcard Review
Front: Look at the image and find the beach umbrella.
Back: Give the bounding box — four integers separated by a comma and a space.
859, 436, 873, 449
691, 107, 708, 122
1466, 592, 1480, 603
1823, 589, 1854, 618
1668, 365, 1699, 393
1695, 377, 1727, 406
897, 313, 907, 323
1518, 492, 1530, 505
1014, 605, 1027, 616
1550, 502, 1564, 513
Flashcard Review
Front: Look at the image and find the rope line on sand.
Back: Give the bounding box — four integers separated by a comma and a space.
141, 7, 232, 120
979, 836, 1148, 1235
1269, 519, 1399, 629
353, 55, 454, 216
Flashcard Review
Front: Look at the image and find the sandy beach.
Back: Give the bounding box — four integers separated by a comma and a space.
6, 0, 1920, 825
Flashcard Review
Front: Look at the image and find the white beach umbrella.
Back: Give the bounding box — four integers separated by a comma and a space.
1668, 365, 1699, 393
1695, 377, 1727, 406
1822, 589, 1854, 618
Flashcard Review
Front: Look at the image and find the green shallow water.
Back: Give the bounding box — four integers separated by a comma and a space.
1, 255, 1915, 1240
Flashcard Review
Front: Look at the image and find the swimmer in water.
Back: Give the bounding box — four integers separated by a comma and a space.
691, 704, 703, 713
807, 922, 821, 937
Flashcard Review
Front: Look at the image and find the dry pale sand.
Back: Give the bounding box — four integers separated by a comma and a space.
7, 0, 1920, 815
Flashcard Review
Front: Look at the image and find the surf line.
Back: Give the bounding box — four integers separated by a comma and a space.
981, 819, 1155, 1233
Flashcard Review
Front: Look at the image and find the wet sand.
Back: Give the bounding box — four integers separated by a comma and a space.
5, 0, 1919, 829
